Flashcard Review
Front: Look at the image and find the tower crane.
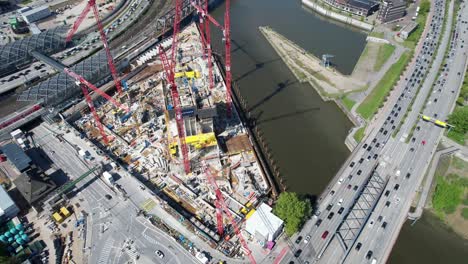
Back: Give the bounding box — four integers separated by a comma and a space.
65, 0, 123, 94
158, 0, 190, 174
190, 0, 233, 116
204, 164, 256, 264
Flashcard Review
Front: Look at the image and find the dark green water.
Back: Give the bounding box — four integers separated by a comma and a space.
209, 0, 468, 262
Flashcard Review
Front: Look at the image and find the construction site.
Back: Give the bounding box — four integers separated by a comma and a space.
69, 12, 273, 262
0, 0, 282, 263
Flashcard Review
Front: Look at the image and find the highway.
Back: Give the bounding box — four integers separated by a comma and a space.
281, 0, 468, 263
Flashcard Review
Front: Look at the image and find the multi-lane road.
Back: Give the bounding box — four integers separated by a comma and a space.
31, 123, 198, 264
281, 0, 468, 263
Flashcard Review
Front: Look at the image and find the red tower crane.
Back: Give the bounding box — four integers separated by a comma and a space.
158, 0, 190, 174
204, 164, 256, 264
66, 0, 122, 94
64, 68, 129, 145
190, 0, 233, 115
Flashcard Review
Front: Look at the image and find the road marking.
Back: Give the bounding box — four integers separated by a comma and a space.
273, 246, 289, 264
141, 198, 156, 212
97, 238, 114, 264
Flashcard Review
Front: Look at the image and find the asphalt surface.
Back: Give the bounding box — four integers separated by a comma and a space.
281, 0, 468, 263
31, 123, 198, 264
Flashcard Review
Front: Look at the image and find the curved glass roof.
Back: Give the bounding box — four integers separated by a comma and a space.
0, 26, 67, 76
17, 50, 112, 104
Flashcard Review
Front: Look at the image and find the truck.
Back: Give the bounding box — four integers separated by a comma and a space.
103, 171, 115, 185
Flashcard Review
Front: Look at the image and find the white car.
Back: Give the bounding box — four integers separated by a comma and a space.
304, 235, 311, 244
337, 198, 343, 206
368, 219, 375, 228
338, 178, 344, 184
155, 250, 164, 258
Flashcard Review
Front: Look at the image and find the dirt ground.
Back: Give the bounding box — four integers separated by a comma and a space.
260, 26, 366, 97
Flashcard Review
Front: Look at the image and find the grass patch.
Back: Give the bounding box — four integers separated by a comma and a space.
21, 0, 33, 4
369, 31, 384, 39
452, 156, 468, 171
374, 44, 396, 71
354, 126, 366, 143
432, 176, 464, 215
462, 208, 468, 220
463, 195, 468, 206
435, 155, 451, 178
357, 51, 411, 120
341, 96, 356, 111
403, 0, 430, 49
447, 130, 465, 144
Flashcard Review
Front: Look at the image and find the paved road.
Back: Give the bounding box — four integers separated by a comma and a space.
31, 123, 197, 264
280, 0, 468, 263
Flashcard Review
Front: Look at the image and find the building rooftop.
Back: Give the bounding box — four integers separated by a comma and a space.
13, 166, 56, 205
347, 0, 379, 10
245, 203, 283, 242
0, 185, 16, 214
0, 143, 32, 172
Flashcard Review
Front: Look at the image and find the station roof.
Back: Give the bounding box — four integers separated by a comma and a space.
17, 50, 113, 104
13, 166, 56, 204
0, 143, 31, 172
0, 26, 67, 77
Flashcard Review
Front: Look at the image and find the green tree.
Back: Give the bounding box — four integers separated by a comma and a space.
447, 106, 468, 136
419, 0, 431, 13
273, 192, 311, 236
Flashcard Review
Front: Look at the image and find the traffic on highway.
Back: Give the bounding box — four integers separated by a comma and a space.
282, 0, 468, 263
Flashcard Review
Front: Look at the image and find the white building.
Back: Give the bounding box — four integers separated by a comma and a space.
0, 185, 20, 224
21, 6, 51, 24
245, 203, 283, 243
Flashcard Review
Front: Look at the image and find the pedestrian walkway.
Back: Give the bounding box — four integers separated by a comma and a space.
97, 238, 114, 264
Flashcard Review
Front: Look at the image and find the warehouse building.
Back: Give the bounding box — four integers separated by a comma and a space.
0, 143, 32, 173
0, 185, 20, 224
21, 6, 51, 24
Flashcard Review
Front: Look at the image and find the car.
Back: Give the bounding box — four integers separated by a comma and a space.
357, 170, 362, 175
155, 250, 164, 258
373, 154, 378, 159
368, 219, 375, 228
326, 204, 333, 211
366, 251, 373, 260
355, 242, 362, 251
350, 162, 355, 167
347, 184, 352, 189
327, 212, 334, 219
348, 174, 353, 180
338, 207, 344, 214
330, 190, 335, 196
382, 222, 388, 229
316, 219, 323, 227
304, 235, 311, 244
321, 231, 329, 239
295, 236, 302, 244
384, 190, 390, 197
394, 184, 400, 190
422, 140, 426, 145
353, 185, 358, 191
338, 178, 344, 184
406, 172, 411, 179
105, 194, 112, 200
359, 158, 364, 163
337, 198, 343, 206
363, 144, 368, 149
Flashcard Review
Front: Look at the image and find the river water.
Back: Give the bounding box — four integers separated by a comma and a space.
209, 0, 468, 263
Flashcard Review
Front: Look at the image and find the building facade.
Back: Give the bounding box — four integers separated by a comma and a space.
322, 0, 380, 17
21, 6, 51, 24
378, 0, 407, 22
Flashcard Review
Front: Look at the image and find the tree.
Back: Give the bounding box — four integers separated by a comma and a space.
273, 192, 311, 236
447, 106, 468, 135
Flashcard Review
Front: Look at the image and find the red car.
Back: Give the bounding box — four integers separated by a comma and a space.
322, 231, 329, 239
422, 140, 426, 145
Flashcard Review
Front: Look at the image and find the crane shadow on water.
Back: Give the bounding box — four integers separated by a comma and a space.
247, 79, 299, 112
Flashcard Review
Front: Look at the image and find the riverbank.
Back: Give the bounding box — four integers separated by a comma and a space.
301, 0, 373, 31
259, 26, 366, 101
426, 150, 468, 240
